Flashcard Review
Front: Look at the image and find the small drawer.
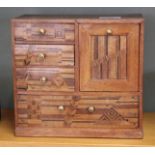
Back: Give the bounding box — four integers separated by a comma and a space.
16, 95, 74, 126
16, 68, 74, 92
71, 95, 139, 129
14, 22, 75, 43
14, 45, 74, 67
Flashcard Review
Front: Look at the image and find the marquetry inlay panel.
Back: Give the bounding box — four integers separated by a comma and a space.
91, 35, 127, 80
12, 15, 143, 138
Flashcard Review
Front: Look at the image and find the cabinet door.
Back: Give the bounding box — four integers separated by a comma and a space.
79, 24, 139, 91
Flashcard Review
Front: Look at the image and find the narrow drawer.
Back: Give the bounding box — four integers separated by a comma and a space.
14, 45, 74, 67
14, 22, 75, 42
16, 95, 139, 129
16, 68, 74, 92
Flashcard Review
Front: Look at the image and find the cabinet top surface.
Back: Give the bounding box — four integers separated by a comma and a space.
12, 14, 144, 23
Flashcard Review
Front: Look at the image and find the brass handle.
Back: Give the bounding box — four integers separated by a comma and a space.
37, 53, 46, 62
39, 28, 46, 35
106, 29, 112, 34
58, 105, 64, 111
88, 106, 95, 113
40, 76, 47, 83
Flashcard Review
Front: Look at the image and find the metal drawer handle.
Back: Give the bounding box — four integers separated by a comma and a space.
39, 28, 46, 35
107, 29, 112, 34
87, 106, 95, 113
37, 53, 46, 62
40, 76, 47, 83
58, 105, 65, 111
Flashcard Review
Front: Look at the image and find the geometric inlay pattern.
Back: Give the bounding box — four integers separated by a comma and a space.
98, 108, 126, 121
91, 35, 127, 80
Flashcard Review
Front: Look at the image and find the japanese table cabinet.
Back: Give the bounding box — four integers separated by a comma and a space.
12, 15, 144, 138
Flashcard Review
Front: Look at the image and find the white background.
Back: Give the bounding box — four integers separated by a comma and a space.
0, 0, 154, 7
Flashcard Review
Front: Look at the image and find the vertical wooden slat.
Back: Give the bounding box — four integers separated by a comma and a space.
108, 36, 118, 79
98, 36, 105, 59
98, 36, 104, 79
116, 36, 120, 79
92, 36, 100, 79
98, 36, 108, 79
94, 36, 98, 60
119, 36, 127, 79
104, 36, 109, 79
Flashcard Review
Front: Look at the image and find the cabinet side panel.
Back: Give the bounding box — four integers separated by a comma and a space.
139, 22, 144, 133
11, 20, 18, 129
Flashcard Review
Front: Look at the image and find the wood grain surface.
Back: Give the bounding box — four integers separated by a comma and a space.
16, 94, 139, 129
16, 68, 75, 92
0, 110, 154, 146
15, 45, 74, 67
79, 23, 139, 91
14, 22, 75, 43
12, 15, 144, 138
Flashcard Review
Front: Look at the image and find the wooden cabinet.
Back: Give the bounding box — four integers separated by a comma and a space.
12, 15, 144, 138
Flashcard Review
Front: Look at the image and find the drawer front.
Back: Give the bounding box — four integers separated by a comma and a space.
16, 95, 139, 129
16, 95, 74, 127
15, 45, 74, 67
16, 68, 74, 92
71, 95, 139, 129
14, 23, 74, 42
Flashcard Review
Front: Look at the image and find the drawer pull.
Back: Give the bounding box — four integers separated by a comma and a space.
106, 29, 112, 34
40, 76, 47, 83
58, 105, 64, 111
39, 28, 46, 35
88, 106, 95, 113
37, 53, 46, 62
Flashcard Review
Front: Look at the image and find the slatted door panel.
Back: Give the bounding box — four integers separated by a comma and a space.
91, 35, 127, 80
79, 24, 139, 91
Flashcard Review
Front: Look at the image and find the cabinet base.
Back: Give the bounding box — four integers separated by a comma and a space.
15, 127, 143, 138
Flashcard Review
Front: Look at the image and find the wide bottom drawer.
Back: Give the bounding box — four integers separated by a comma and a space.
16, 94, 139, 130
